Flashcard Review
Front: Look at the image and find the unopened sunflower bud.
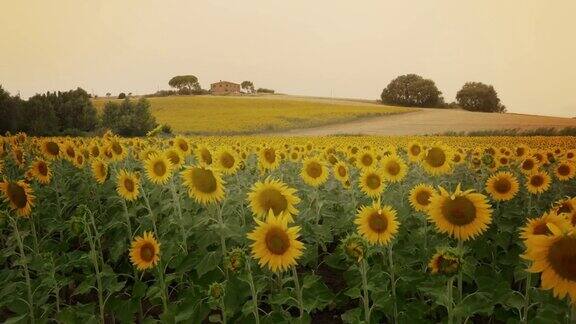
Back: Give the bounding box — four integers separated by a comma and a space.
226, 248, 246, 273
429, 249, 461, 275
208, 282, 225, 300
341, 234, 367, 263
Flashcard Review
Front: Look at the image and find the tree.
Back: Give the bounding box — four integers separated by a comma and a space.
241, 81, 255, 94
0, 86, 22, 134
456, 82, 506, 113
168, 75, 201, 93
101, 98, 158, 136
380, 74, 443, 108
118, 92, 126, 99
106, 92, 111, 98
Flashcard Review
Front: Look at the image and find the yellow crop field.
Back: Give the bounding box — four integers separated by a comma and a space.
91, 95, 409, 134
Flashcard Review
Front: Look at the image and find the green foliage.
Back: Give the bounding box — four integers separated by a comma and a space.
168, 75, 201, 93
456, 82, 506, 113
0, 86, 22, 135
101, 98, 158, 137
381, 74, 444, 108
256, 88, 275, 94
241, 81, 255, 94
117, 92, 126, 99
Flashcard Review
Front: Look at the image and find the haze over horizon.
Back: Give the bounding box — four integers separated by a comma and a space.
2, 0, 575, 117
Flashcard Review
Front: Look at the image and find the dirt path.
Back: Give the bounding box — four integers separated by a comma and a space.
275, 108, 576, 136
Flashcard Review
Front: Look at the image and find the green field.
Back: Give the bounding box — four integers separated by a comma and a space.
92, 95, 409, 135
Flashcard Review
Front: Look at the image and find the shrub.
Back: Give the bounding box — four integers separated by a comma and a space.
256, 88, 275, 94
118, 92, 127, 99
101, 98, 158, 137
380, 74, 443, 108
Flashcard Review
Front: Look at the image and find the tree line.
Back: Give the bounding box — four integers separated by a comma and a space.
380, 74, 506, 112
0, 86, 158, 137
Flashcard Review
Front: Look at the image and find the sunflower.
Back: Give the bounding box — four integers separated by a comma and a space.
525, 171, 551, 195
89, 142, 101, 159
41, 140, 61, 160
514, 144, 530, 160
407, 141, 423, 162
0, 179, 35, 217
333, 161, 349, 182
107, 139, 127, 161
181, 165, 225, 204
130, 231, 161, 271
427, 185, 492, 241
173, 136, 191, 156
164, 148, 185, 169
523, 226, 576, 304
354, 203, 399, 246
357, 150, 376, 169
91, 159, 108, 184
301, 157, 329, 187
12, 147, 25, 167
195, 144, 213, 166
73, 154, 85, 168
409, 183, 436, 212
554, 161, 575, 181
359, 167, 385, 198
485, 171, 519, 202
30, 159, 52, 184
380, 155, 407, 182
117, 170, 140, 201
145, 153, 173, 185
247, 177, 300, 221
259, 146, 280, 171
62, 141, 77, 162
519, 157, 539, 175
421, 144, 453, 176
429, 249, 460, 275
520, 211, 570, 241
214, 147, 240, 175
247, 211, 304, 272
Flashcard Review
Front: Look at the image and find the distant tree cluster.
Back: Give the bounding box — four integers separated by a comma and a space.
381, 74, 505, 112
168, 75, 208, 95
101, 98, 158, 136
0, 86, 157, 136
256, 88, 275, 94
381, 74, 444, 108
0, 86, 97, 135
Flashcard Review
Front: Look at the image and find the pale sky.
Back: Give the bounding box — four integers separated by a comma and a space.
1, 0, 575, 117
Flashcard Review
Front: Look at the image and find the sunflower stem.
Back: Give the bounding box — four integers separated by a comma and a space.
215, 203, 228, 279
10, 215, 35, 324
292, 266, 304, 319
388, 246, 398, 324
246, 261, 260, 324
82, 209, 105, 324
169, 178, 187, 252
447, 276, 454, 324
456, 239, 464, 324
359, 259, 371, 323
522, 272, 531, 324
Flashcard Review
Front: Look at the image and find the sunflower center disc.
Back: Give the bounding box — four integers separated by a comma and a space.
167, 152, 180, 165
493, 178, 512, 194
140, 243, 155, 262
425, 147, 446, 167
153, 161, 166, 176
532, 222, 552, 235
112, 142, 122, 155
548, 237, 576, 281
265, 228, 290, 255
191, 168, 217, 193
368, 212, 388, 233
416, 190, 431, 206
201, 150, 212, 164
530, 175, 544, 187
264, 149, 275, 163
38, 162, 48, 176
67, 147, 75, 158
124, 179, 135, 192
338, 166, 347, 177
361, 154, 373, 166
220, 153, 235, 168
7, 182, 28, 209
410, 145, 421, 156
442, 196, 477, 226
365, 174, 381, 190
259, 189, 288, 215
306, 162, 322, 178
558, 203, 573, 215
522, 160, 534, 171
46, 142, 60, 156
387, 161, 400, 176
179, 141, 189, 152
558, 165, 570, 176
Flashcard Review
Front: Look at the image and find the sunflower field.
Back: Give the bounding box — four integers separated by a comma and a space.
1, 132, 576, 323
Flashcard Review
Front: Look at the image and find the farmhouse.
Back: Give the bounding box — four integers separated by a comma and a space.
210, 80, 240, 95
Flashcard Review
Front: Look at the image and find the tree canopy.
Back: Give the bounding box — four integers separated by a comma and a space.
380, 74, 443, 108
456, 82, 506, 113
168, 75, 201, 92
241, 81, 255, 93
101, 98, 158, 136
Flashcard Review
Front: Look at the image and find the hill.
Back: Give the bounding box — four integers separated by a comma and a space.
91, 95, 408, 135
